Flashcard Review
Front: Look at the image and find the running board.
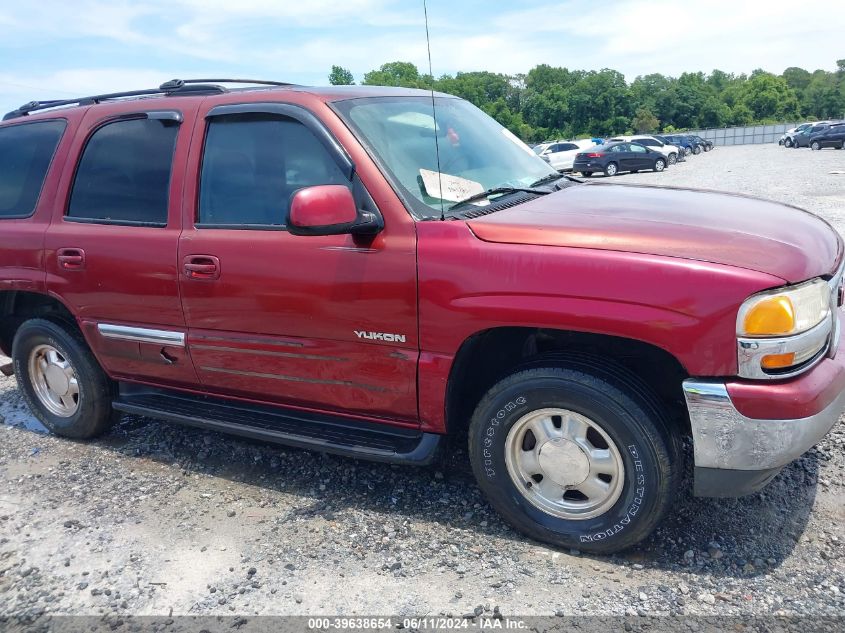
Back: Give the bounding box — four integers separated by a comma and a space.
113, 383, 440, 465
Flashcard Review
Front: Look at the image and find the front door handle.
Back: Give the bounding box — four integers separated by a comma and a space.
183, 255, 220, 280
57, 248, 86, 270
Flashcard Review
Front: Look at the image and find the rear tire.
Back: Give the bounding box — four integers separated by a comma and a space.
581, 172, 593, 177
12, 319, 117, 439
604, 162, 618, 177
468, 363, 679, 553
653, 158, 666, 172
692, 145, 701, 155
811, 141, 821, 151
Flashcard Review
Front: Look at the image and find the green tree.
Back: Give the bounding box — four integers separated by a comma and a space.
632, 107, 659, 133
328, 65, 354, 85
362, 62, 429, 88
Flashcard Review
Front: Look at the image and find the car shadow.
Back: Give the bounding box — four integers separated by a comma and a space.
5, 409, 818, 580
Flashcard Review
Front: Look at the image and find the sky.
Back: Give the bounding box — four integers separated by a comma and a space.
0, 0, 843, 116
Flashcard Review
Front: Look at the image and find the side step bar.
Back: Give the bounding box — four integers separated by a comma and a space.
112, 383, 441, 465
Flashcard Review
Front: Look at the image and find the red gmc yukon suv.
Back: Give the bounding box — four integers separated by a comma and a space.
1, 80, 843, 553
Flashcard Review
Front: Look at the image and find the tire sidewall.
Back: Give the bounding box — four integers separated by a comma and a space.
470, 374, 667, 551
12, 321, 106, 438
605, 162, 617, 177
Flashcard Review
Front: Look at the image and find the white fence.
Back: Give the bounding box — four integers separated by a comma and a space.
685, 123, 799, 145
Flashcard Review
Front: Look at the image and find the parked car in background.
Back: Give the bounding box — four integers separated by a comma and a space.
661, 134, 694, 156
779, 126, 798, 146
573, 141, 668, 177
652, 135, 686, 161
809, 123, 845, 150
785, 122, 828, 148
692, 135, 713, 151
608, 135, 681, 165
533, 138, 598, 172
794, 123, 835, 148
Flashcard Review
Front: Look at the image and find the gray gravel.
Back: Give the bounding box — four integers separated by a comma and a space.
1, 144, 844, 618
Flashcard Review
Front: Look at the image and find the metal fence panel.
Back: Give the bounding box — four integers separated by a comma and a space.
680, 122, 799, 145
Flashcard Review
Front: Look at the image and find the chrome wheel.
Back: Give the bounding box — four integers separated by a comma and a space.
655, 159, 666, 172
605, 163, 617, 177
505, 408, 625, 520
28, 344, 79, 417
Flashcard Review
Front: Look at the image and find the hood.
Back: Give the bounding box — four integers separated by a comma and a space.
467, 182, 842, 283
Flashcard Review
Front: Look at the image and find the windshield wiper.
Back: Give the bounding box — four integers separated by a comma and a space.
530, 173, 583, 188
448, 186, 550, 212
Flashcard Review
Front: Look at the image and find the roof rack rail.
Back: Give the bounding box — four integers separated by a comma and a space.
3, 78, 295, 121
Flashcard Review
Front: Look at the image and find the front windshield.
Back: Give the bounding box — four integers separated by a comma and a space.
333, 96, 557, 218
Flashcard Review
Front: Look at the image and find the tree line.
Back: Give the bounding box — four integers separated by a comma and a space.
328, 60, 845, 143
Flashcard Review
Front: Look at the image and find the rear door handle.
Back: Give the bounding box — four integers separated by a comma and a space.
183, 255, 220, 280
57, 248, 85, 271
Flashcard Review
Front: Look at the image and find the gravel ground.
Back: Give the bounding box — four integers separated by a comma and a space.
1, 144, 844, 620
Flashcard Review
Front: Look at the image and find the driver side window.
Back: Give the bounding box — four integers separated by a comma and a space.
198, 113, 347, 227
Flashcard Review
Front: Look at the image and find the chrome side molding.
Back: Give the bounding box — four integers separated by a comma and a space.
97, 323, 185, 347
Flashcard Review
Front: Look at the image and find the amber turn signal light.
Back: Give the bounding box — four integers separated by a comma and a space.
761, 352, 796, 370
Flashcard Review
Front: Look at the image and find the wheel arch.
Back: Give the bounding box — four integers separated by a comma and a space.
0, 290, 79, 357
445, 326, 690, 443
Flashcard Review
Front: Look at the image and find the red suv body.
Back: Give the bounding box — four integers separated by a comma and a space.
1, 82, 843, 553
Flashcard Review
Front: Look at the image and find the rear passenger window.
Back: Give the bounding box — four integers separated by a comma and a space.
199, 114, 347, 227
68, 118, 179, 225
0, 120, 66, 218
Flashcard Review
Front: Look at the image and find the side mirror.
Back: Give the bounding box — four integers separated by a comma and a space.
288, 185, 379, 237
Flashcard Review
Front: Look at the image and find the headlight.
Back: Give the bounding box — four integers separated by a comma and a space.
736, 278, 833, 378
737, 279, 830, 337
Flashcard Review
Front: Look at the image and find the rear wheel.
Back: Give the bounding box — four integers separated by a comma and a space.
811, 141, 821, 151
468, 364, 678, 553
12, 319, 117, 439
653, 158, 666, 172
581, 172, 593, 177
692, 145, 701, 155
684, 147, 692, 156
604, 162, 618, 177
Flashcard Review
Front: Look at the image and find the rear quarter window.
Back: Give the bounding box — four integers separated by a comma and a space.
0, 120, 66, 218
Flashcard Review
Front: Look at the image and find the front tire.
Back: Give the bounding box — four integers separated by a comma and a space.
468, 364, 678, 553
603, 162, 618, 177
580, 172, 593, 177
692, 145, 701, 155
668, 152, 677, 165
784, 138, 793, 147
653, 158, 666, 172
12, 319, 117, 439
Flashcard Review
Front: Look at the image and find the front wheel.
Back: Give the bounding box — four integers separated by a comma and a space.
580, 172, 593, 177
603, 162, 618, 177
784, 138, 793, 147
668, 153, 677, 165
653, 158, 666, 172
692, 145, 702, 155
468, 364, 678, 553
12, 319, 117, 439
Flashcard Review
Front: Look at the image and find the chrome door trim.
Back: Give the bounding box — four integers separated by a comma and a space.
97, 323, 185, 347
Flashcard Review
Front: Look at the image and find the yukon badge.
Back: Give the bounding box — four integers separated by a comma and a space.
355, 330, 406, 343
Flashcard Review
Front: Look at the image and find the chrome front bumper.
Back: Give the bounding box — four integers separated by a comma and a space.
682, 379, 845, 496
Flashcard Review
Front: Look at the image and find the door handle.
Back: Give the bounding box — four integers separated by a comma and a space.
183, 255, 220, 280
57, 248, 85, 271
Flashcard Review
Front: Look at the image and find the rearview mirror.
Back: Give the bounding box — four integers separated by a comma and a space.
288, 185, 369, 237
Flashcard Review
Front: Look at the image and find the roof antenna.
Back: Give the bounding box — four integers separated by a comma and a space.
423, 0, 445, 222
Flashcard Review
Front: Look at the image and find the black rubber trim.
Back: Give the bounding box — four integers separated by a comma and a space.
693, 466, 783, 497
113, 383, 440, 465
